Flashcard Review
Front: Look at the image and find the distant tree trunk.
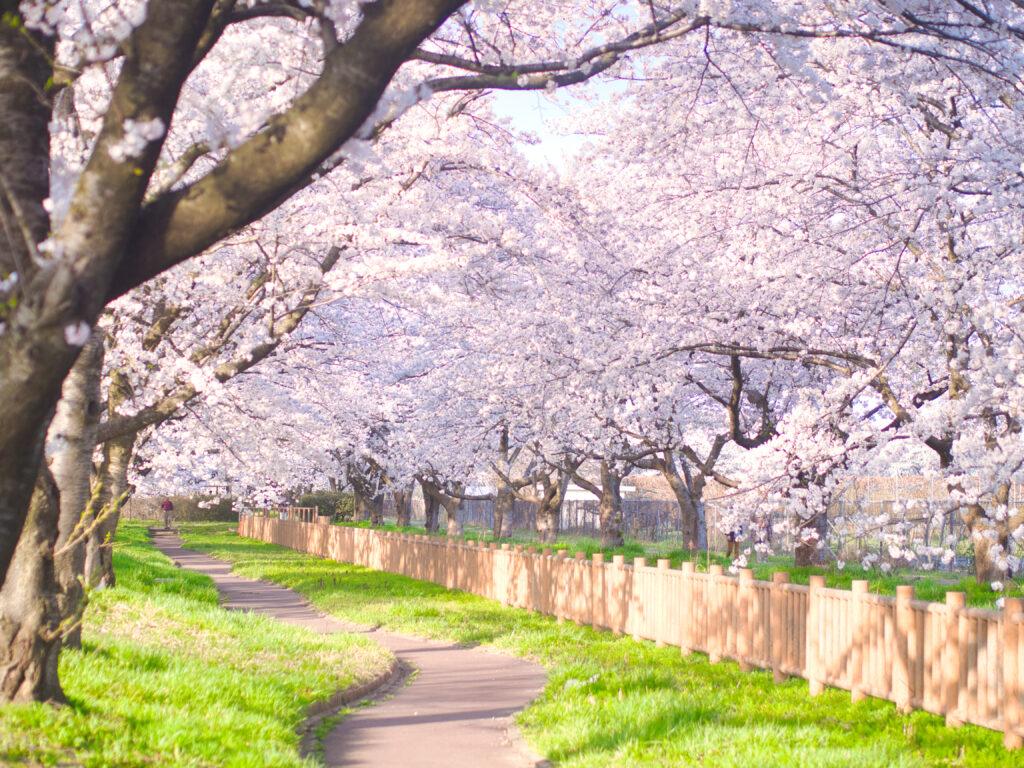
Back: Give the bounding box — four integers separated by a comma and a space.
657, 452, 708, 551
964, 483, 1018, 583
534, 471, 571, 543
84, 430, 136, 589
535, 499, 559, 543
794, 511, 828, 567
0, 469, 64, 703
493, 481, 514, 539
353, 492, 369, 522
393, 487, 413, 527
422, 484, 440, 532
353, 490, 384, 526
597, 461, 624, 548
85, 368, 137, 590
441, 483, 463, 536
369, 495, 384, 526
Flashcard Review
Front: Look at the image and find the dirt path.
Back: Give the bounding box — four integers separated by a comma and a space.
151, 531, 547, 768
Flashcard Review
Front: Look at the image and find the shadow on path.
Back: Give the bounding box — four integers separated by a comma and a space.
151, 530, 547, 768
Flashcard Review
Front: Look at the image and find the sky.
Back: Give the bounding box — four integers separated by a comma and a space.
488, 89, 594, 171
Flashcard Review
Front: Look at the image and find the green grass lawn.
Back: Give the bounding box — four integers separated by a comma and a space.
333, 520, 1017, 608
0, 521, 392, 767
183, 521, 1021, 768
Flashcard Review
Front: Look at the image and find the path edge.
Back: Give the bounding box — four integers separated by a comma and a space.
299, 658, 410, 759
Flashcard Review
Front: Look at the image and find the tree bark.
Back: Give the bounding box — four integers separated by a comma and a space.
534, 471, 570, 543
535, 499, 559, 543
441, 493, 462, 537
0, 14, 55, 588
84, 431, 135, 590
493, 481, 514, 539
597, 461, 624, 548
0, 468, 63, 703
0, 0, 216, 590
49, 336, 104, 649
794, 511, 828, 567
668, 455, 709, 551
422, 485, 440, 532
83, 366, 136, 589
393, 487, 413, 527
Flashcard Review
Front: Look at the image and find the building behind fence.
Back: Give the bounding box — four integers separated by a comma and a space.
239, 514, 1023, 749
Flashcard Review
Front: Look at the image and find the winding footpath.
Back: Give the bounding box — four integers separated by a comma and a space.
151, 531, 547, 768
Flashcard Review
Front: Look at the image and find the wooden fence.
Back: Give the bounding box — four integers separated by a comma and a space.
237, 514, 1023, 748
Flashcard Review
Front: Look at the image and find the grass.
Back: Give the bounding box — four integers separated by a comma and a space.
331, 520, 1018, 608
0, 521, 392, 767
183, 521, 1022, 768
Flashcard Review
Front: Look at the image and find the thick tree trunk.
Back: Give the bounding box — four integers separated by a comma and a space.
794, 511, 828, 567
368, 494, 384, 526
352, 492, 369, 522
49, 337, 104, 649
963, 483, 1020, 584
535, 499, 559, 543
423, 490, 440, 532
0, 469, 64, 703
393, 488, 413, 527
598, 461, 624, 548
493, 482, 514, 539
0, 19, 56, 587
971, 530, 1007, 584
660, 460, 707, 551
442, 498, 462, 537
965, 499, 1013, 584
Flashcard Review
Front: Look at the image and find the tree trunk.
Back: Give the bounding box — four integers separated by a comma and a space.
0, 21, 57, 588
84, 430, 136, 590
49, 336, 104, 649
535, 498, 559, 543
0, 469, 64, 703
442, 497, 462, 537
393, 488, 412, 527
352, 491, 368, 522
423, 490, 440, 532
598, 461, 624, 548
971, 529, 1007, 584
493, 482, 514, 539
794, 511, 828, 567
660, 461, 706, 551
368, 494, 384, 526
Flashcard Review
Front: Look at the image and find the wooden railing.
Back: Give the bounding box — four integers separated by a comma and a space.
237, 514, 1023, 749
274, 506, 319, 523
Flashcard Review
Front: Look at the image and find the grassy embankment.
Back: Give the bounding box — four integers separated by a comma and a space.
184, 521, 1022, 768
0, 521, 391, 767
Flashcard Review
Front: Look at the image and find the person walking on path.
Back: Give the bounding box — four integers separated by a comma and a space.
161, 498, 174, 530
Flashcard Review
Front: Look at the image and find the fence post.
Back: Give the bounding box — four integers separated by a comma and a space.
942, 593, 966, 729
592, 553, 605, 631
807, 574, 825, 695
894, 585, 914, 713
738, 568, 754, 672
681, 561, 695, 654
709, 564, 724, 663
850, 580, 868, 702
656, 559, 670, 647
612, 555, 625, 635
632, 557, 647, 641
573, 552, 586, 625
556, 550, 568, 624
771, 572, 789, 683
1004, 597, 1023, 750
